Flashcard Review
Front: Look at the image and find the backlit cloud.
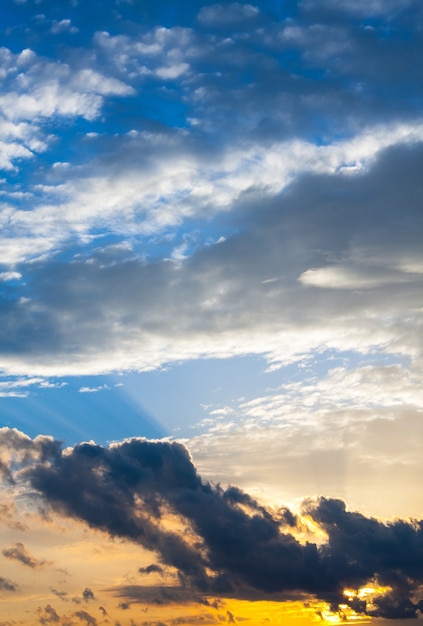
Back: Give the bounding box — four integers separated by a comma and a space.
2, 428, 423, 620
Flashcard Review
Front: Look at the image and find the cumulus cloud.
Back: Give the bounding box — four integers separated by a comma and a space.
0, 44, 132, 173
2, 427, 423, 619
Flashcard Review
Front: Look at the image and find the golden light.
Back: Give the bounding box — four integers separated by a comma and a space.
343, 584, 392, 600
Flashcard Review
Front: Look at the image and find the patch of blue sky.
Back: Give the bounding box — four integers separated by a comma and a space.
0, 375, 165, 445
110, 355, 309, 437
104, 346, 408, 438
0, 355, 301, 445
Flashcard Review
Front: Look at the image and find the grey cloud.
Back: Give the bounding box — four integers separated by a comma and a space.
73, 611, 97, 626
1, 142, 422, 375
51, 589, 68, 602
2, 431, 422, 618
0, 577, 17, 592
82, 588, 95, 602
197, 3, 260, 26
37, 604, 61, 625
139, 564, 165, 576
0, 428, 62, 469
118, 601, 130, 609
2, 541, 49, 569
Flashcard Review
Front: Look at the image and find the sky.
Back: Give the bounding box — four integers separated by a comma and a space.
0, 0, 423, 624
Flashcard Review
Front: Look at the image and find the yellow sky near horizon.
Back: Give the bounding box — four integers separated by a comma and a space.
0, 500, 412, 626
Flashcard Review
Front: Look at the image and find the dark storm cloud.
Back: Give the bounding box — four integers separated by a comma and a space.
2, 542, 49, 569
3, 430, 422, 619
304, 498, 423, 618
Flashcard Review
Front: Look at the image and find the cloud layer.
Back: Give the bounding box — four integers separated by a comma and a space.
1, 0, 423, 377
1, 141, 422, 377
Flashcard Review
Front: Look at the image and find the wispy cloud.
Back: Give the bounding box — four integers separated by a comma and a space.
2, 541, 51, 569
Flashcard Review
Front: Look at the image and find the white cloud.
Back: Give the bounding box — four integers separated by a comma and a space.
298, 265, 417, 289
1, 119, 422, 265
94, 27, 195, 80
79, 385, 110, 393
0, 47, 132, 170
50, 19, 78, 34
0, 140, 34, 170
0, 140, 422, 377
0, 377, 59, 397
0, 272, 22, 281
187, 359, 423, 519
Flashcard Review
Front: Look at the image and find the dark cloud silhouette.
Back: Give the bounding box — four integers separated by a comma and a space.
36, 604, 60, 625
2, 542, 49, 569
82, 588, 95, 602
139, 564, 165, 576
50, 588, 68, 602
0, 577, 17, 592
73, 610, 97, 626
118, 601, 130, 610
304, 497, 423, 619
0, 432, 416, 619
2, 427, 423, 618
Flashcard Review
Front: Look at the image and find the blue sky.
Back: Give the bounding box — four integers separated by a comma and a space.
1, 0, 423, 512
1, 2, 423, 623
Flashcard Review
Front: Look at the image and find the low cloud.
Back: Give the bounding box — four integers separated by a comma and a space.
3, 427, 423, 619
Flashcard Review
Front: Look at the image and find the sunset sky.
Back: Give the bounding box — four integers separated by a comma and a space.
1, 0, 423, 624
